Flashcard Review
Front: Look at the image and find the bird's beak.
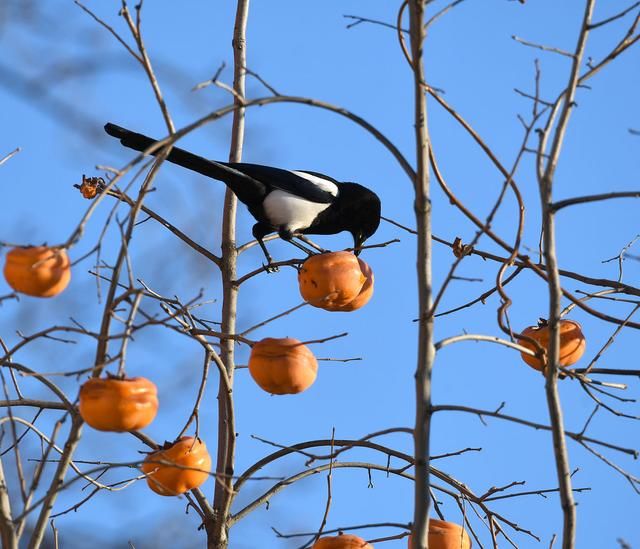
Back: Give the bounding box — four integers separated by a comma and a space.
353, 232, 365, 256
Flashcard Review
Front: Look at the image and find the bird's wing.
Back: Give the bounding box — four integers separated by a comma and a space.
226, 163, 338, 204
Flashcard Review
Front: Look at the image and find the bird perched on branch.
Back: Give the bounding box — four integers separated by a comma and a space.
104, 123, 381, 269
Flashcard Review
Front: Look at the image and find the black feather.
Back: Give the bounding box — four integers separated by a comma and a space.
104, 122, 382, 264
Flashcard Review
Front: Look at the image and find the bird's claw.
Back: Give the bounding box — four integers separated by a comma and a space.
263, 262, 279, 273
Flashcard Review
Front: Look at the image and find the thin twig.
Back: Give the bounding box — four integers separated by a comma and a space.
512, 35, 574, 57
314, 429, 335, 543
73, 1, 143, 62
0, 148, 20, 166
552, 191, 640, 211
588, 2, 640, 30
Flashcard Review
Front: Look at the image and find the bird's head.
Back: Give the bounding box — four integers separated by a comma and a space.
344, 184, 381, 256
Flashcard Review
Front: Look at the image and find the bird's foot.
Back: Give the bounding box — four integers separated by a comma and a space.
303, 247, 329, 256
263, 262, 279, 273
294, 234, 327, 255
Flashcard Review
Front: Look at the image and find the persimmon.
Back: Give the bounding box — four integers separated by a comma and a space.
408, 519, 472, 549
517, 318, 586, 371
141, 437, 211, 496
79, 376, 158, 432
248, 337, 318, 395
334, 257, 374, 311
3, 246, 71, 297
298, 251, 374, 312
312, 533, 374, 549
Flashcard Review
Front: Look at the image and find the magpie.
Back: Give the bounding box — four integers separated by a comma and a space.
104, 123, 381, 268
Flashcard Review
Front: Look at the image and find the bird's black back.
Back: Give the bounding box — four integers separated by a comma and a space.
225, 163, 336, 204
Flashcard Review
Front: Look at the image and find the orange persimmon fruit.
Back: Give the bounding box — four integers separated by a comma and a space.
141, 436, 211, 496
335, 257, 374, 312
248, 337, 318, 395
517, 318, 586, 371
3, 246, 71, 297
312, 533, 374, 549
408, 519, 472, 549
298, 251, 374, 312
79, 376, 158, 432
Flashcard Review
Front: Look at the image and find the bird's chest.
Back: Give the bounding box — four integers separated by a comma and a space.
262, 190, 331, 231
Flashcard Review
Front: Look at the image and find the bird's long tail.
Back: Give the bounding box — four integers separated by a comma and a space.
104, 123, 266, 201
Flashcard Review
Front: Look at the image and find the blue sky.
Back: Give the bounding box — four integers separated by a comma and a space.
1, 1, 640, 547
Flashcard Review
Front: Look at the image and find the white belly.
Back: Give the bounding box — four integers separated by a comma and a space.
263, 190, 331, 231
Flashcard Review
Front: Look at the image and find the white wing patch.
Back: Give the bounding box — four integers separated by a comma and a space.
291, 171, 339, 196
263, 190, 331, 232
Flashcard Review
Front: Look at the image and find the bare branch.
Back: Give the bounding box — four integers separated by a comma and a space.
343, 14, 407, 32
433, 404, 638, 457
73, 1, 143, 62
313, 429, 335, 543
0, 459, 16, 549
0, 148, 20, 167
120, 1, 175, 132
512, 35, 574, 57
408, 3, 434, 548
552, 191, 640, 211
588, 2, 640, 30
425, 0, 468, 31
239, 302, 307, 336
537, 4, 596, 545
434, 333, 536, 357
